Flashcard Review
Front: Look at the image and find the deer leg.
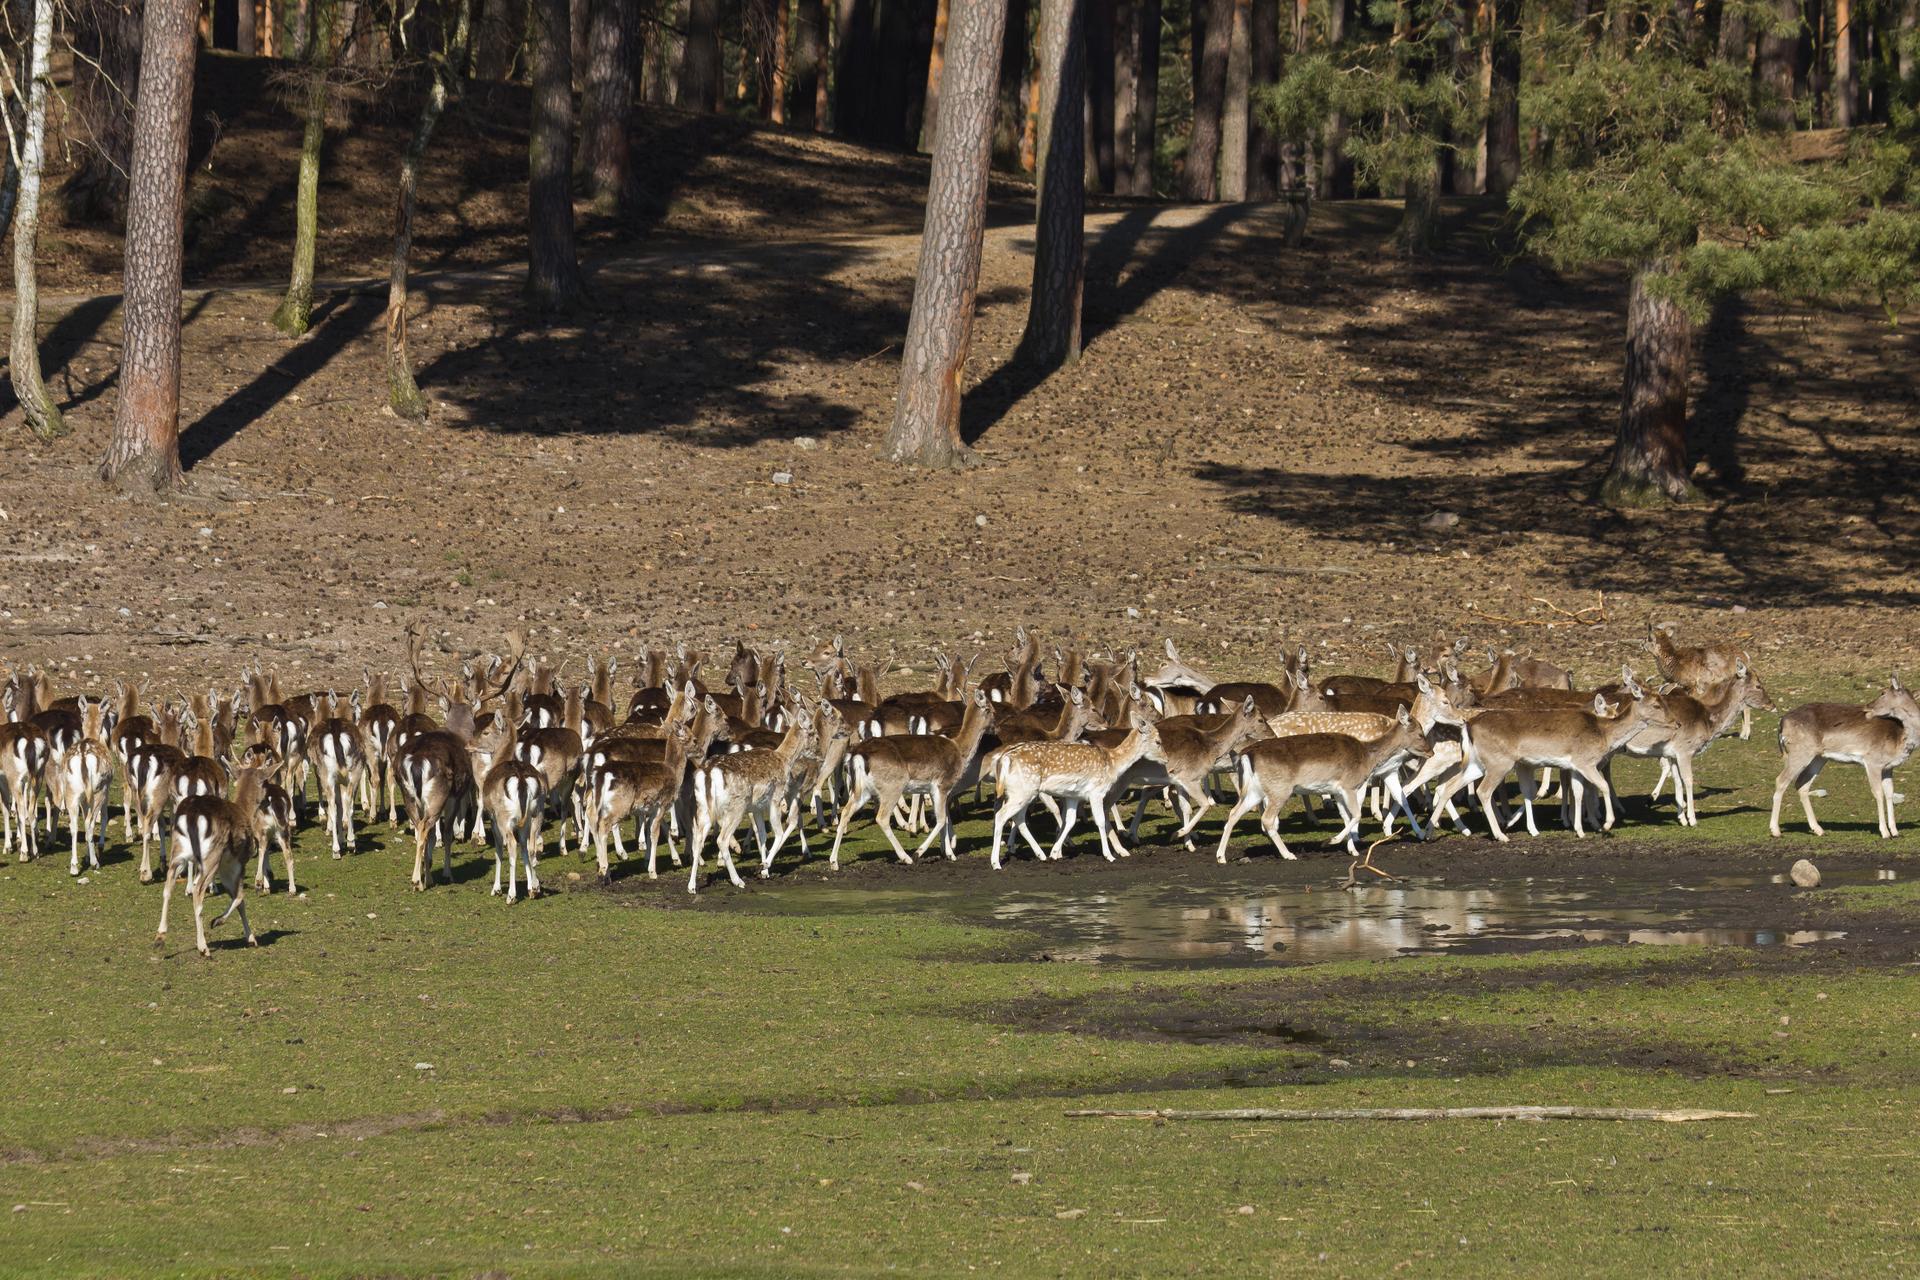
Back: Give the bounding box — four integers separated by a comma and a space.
1739, 706, 1752, 741
911, 790, 948, 860
1568, 771, 1587, 838
1473, 773, 1509, 845
1048, 799, 1081, 861
490, 820, 506, 896
1795, 760, 1828, 836
1874, 764, 1894, 838
719, 819, 748, 889
1091, 795, 1121, 862
1214, 787, 1260, 864
1259, 797, 1296, 861
1650, 757, 1672, 803
874, 787, 915, 866
827, 777, 873, 872
1674, 754, 1697, 827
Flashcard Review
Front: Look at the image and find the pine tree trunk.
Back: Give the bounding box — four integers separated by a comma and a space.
387, 0, 473, 418
642, 0, 684, 101
770, 0, 789, 121
64, 0, 145, 225
885, 0, 1010, 467
527, 0, 585, 308
1757, 0, 1798, 126
475, 0, 520, 78
873, 0, 928, 150
1484, 0, 1520, 194
1217, 0, 1249, 200
1603, 264, 1698, 508
10, 0, 63, 438
1020, 25, 1039, 167
1113, 0, 1138, 186
791, 0, 825, 127
1394, 154, 1440, 252
1320, 0, 1350, 196
920, 0, 950, 149
100, 0, 195, 492
570, 0, 590, 90
834, 0, 875, 137
1183, 0, 1230, 199
1248, 0, 1279, 199
1832, 0, 1857, 126
579, 0, 637, 212
1085, 0, 1115, 192
679, 0, 722, 109
993, 0, 1028, 165
272, 0, 337, 337
1018, 0, 1084, 367
237, 0, 256, 51
1132, 0, 1159, 194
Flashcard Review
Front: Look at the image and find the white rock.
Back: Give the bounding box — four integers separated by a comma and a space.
1789, 859, 1820, 889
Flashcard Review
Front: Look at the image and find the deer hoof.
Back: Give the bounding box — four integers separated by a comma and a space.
245, 935, 259, 948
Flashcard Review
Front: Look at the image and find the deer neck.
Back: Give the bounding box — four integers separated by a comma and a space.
951, 701, 992, 761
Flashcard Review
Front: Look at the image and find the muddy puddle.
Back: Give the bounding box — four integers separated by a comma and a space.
737, 866, 1898, 965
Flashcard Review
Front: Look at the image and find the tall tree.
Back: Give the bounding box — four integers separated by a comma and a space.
1114, 0, 1140, 185
1219, 0, 1251, 199
475, 0, 522, 79
99, 0, 196, 491
1833, 0, 1857, 126
579, 0, 638, 212
993, 0, 1029, 167
9, 0, 63, 437
885, 0, 1010, 466
387, 0, 475, 418
1484, 0, 1520, 195
679, 0, 722, 109
642, 0, 685, 100
271, 0, 338, 336
791, 0, 826, 127
64, 0, 145, 224
1515, 0, 1919, 507
921, 0, 950, 148
1086, 0, 1115, 191
1132, 0, 1160, 193
768, 0, 789, 120
1757, 0, 1798, 126
527, 0, 586, 307
1184, 0, 1231, 199
1018, 0, 1085, 364
834, 0, 877, 135
1248, 0, 1281, 198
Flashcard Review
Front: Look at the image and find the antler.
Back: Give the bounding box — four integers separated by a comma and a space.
478, 629, 529, 705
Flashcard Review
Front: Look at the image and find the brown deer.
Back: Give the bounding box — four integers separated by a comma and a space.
1111, 696, 1274, 851
1215, 706, 1432, 861
829, 690, 993, 869
128, 705, 189, 882
685, 697, 815, 892
988, 695, 1164, 869
1649, 615, 1759, 740
157, 768, 272, 957
359, 671, 402, 822
1621, 662, 1775, 826
311, 693, 367, 858
589, 723, 696, 882
51, 697, 113, 876
1770, 676, 1920, 839
480, 733, 547, 903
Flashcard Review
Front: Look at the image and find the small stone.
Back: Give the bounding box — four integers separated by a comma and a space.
1418, 510, 1460, 533
1010, 1172, 1032, 1186
1055, 1208, 1086, 1220
974, 514, 989, 527
1236, 1204, 1256, 1215
117, 607, 131, 618
283, 1086, 298, 1094
771, 471, 793, 486
198, 527, 213, 538
1125, 606, 1141, 619
1789, 859, 1821, 889
414, 1063, 434, 1071
1328, 1058, 1353, 1069
794, 436, 819, 451
1731, 604, 1748, 614
905, 1181, 925, 1193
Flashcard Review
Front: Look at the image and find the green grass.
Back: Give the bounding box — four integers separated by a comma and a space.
4, 676, 1919, 1275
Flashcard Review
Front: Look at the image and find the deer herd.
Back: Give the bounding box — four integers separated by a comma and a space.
0, 615, 1915, 956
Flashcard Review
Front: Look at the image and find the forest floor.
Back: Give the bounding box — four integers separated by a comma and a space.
0, 55, 1914, 692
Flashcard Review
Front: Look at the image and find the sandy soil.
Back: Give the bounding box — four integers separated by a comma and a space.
2, 60, 1915, 696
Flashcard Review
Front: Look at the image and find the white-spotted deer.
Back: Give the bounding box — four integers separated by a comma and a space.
312, 693, 366, 858
158, 768, 271, 957
1770, 676, 1920, 839
686, 697, 815, 892
988, 695, 1164, 870
480, 737, 546, 903
830, 690, 993, 869
1215, 707, 1432, 862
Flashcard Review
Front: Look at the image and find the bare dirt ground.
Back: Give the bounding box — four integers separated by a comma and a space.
2, 58, 1915, 694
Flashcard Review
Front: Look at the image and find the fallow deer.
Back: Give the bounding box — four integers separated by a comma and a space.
480, 738, 547, 903
311, 693, 367, 858
157, 768, 271, 957
686, 697, 816, 892
829, 690, 993, 869
1214, 706, 1432, 861
1649, 616, 1759, 740
988, 695, 1164, 869
1769, 676, 1920, 839
1621, 662, 1775, 826
51, 698, 112, 876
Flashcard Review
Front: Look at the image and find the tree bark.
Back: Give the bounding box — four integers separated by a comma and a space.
678, 0, 722, 109
1319, 0, 1350, 196
1218, 0, 1249, 199
885, 0, 1010, 466
1248, 0, 1279, 199
570, 0, 590, 90
271, 0, 337, 336
1183, 0, 1230, 199
791, 0, 826, 127
642, 0, 684, 101
475, 0, 521, 79
770, 0, 789, 121
237, 0, 257, 51
64, 0, 145, 225
1131, 0, 1159, 194
10, 0, 63, 437
1757, 0, 1798, 126
388, 0, 474, 418
100, 0, 195, 491
527, 0, 585, 308
1603, 264, 1698, 508
1832, 0, 1857, 126
920, 0, 950, 149
834, 0, 876, 137
579, 0, 638, 212
1113, 0, 1138, 187
993, 0, 1029, 166
1484, 0, 1520, 194
1902, 0, 1916, 85
1018, 0, 1084, 366
1085, 0, 1115, 191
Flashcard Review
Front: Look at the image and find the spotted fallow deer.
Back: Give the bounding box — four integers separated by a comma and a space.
1770, 676, 1920, 839
312, 693, 367, 858
359, 671, 402, 823
158, 767, 271, 957
0, 687, 50, 862
1215, 707, 1432, 862
830, 690, 993, 870
590, 723, 696, 883
989, 695, 1164, 870
480, 728, 547, 903
1111, 696, 1274, 851
686, 697, 816, 893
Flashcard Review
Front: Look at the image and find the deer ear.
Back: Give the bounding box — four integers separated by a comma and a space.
1395, 705, 1409, 725
1416, 673, 1433, 693
1893, 672, 1904, 692
1241, 695, 1257, 714
1592, 694, 1609, 715
1735, 660, 1748, 678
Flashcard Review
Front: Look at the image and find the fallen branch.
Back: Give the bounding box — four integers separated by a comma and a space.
1068, 1106, 1753, 1123
1466, 590, 1607, 629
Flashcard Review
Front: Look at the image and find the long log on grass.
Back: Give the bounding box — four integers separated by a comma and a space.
1067, 1106, 1753, 1123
